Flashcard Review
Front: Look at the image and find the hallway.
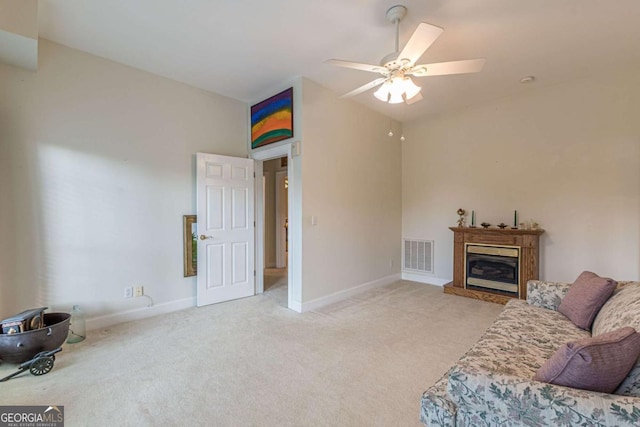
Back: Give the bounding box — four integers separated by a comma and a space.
264, 268, 287, 308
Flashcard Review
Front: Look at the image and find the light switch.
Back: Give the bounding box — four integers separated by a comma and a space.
292, 141, 301, 157
311, 215, 317, 226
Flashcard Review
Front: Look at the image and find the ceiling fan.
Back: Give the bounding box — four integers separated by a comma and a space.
326, 5, 485, 105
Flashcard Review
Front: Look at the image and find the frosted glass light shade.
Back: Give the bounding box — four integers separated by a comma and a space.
373, 76, 421, 103
402, 77, 421, 100
374, 82, 391, 102
388, 90, 405, 104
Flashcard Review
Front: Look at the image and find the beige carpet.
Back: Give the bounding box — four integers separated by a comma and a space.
263, 267, 288, 308
0, 281, 503, 427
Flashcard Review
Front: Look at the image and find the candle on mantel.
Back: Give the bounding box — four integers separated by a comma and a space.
471, 210, 475, 226
514, 210, 518, 227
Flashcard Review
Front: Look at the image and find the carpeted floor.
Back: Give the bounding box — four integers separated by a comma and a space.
0, 281, 503, 427
263, 268, 288, 308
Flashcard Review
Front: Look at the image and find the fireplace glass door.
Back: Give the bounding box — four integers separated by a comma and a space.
465, 244, 520, 295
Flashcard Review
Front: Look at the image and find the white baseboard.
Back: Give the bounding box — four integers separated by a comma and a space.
401, 271, 450, 286
86, 297, 195, 330
84, 273, 420, 328
301, 273, 401, 312
288, 300, 302, 313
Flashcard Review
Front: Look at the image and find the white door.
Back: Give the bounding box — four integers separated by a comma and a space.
196, 153, 255, 306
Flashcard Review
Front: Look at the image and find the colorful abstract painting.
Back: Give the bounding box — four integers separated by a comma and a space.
251, 87, 293, 149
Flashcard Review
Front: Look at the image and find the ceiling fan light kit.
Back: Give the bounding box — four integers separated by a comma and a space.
374, 76, 421, 103
326, 4, 485, 105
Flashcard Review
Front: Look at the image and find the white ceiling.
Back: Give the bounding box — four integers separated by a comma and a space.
37, 0, 640, 122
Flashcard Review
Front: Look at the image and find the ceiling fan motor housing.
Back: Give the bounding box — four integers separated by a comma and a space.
380, 52, 410, 71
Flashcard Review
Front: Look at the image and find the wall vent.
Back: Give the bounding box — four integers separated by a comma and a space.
403, 239, 434, 273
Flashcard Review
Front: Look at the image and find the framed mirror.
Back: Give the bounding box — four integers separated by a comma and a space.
183, 215, 197, 277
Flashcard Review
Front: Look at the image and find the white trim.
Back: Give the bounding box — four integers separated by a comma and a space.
0, 31, 38, 71
252, 143, 289, 160
301, 274, 401, 312
251, 143, 302, 312
86, 297, 195, 330
254, 160, 265, 294
401, 272, 450, 286
287, 146, 302, 312
289, 300, 302, 312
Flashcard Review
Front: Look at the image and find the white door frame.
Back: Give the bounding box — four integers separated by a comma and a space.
252, 142, 301, 312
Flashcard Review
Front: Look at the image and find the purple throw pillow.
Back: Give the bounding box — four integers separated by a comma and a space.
558, 271, 617, 330
534, 327, 640, 393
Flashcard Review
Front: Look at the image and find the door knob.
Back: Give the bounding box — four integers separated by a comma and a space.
199, 235, 213, 240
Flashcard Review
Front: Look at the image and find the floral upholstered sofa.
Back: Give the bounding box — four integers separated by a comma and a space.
420, 279, 640, 426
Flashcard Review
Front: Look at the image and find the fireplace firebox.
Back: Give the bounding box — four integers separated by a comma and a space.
465, 244, 519, 295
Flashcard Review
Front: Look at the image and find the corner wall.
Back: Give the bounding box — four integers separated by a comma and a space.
402, 71, 640, 284
300, 78, 402, 306
0, 40, 247, 322
0, 0, 38, 70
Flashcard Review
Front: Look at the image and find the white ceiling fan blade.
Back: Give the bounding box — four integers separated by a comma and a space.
410, 59, 486, 77
398, 23, 444, 65
325, 59, 385, 74
405, 92, 423, 105
339, 77, 387, 98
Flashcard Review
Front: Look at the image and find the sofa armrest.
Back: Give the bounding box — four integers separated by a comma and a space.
420, 375, 457, 427
526, 280, 572, 311
447, 365, 640, 427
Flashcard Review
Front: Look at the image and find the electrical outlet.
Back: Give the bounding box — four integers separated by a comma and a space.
134, 286, 144, 297
124, 287, 133, 298
390, 259, 394, 268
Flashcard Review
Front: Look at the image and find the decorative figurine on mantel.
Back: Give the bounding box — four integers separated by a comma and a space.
456, 209, 466, 227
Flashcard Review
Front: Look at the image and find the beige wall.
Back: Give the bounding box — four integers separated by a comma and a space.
402, 71, 640, 284
0, 0, 37, 39
300, 79, 402, 302
9, 36, 633, 323
0, 40, 247, 319
0, 0, 38, 70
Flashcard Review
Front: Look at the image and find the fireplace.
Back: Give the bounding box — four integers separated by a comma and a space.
465, 244, 520, 295
446, 227, 543, 304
